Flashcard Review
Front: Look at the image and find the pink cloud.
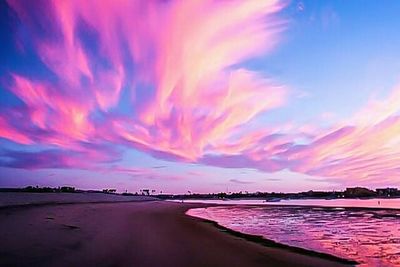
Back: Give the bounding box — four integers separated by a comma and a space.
0, 116, 32, 145
6, 75, 95, 146
3, 0, 400, 188
3, 0, 287, 162
195, 85, 400, 187
0, 144, 121, 170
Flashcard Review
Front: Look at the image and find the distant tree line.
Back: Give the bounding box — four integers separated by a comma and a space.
156, 187, 400, 200
1, 186, 399, 199
0, 186, 77, 193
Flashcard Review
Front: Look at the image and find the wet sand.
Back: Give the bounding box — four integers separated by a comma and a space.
0, 200, 355, 267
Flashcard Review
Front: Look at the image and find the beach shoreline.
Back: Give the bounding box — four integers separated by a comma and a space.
187, 213, 358, 265
0, 197, 356, 267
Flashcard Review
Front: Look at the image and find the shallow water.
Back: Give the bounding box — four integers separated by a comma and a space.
187, 205, 400, 266
180, 198, 400, 209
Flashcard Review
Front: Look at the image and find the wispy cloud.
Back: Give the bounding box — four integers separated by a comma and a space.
1, 0, 400, 188
230, 178, 254, 184
2, 0, 286, 163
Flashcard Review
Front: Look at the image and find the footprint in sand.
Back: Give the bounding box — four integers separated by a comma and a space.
61, 224, 80, 230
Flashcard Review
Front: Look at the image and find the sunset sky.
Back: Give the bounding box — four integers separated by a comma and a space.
1, 0, 400, 193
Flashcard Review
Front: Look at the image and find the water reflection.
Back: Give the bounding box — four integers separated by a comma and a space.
180, 198, 400, 209
188, 206, 400, 266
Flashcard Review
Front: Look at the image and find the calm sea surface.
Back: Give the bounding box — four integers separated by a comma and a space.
186, 199, 400, 266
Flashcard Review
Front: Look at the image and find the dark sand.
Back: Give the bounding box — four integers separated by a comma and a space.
0, 201, 355, 267
0, 192, 157, 208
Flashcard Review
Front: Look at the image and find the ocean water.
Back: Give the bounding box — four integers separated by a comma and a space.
187, 200, 400, 266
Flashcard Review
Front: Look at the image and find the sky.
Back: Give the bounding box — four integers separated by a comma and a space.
1, 0, 400, 194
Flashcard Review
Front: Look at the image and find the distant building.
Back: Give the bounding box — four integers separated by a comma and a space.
344, 187, 376, 198
376, 188, 399, 197
102, 189, 117, 194
141, 189, 150, 196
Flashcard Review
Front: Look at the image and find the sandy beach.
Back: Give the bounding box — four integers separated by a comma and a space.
0, 196, 355, 267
